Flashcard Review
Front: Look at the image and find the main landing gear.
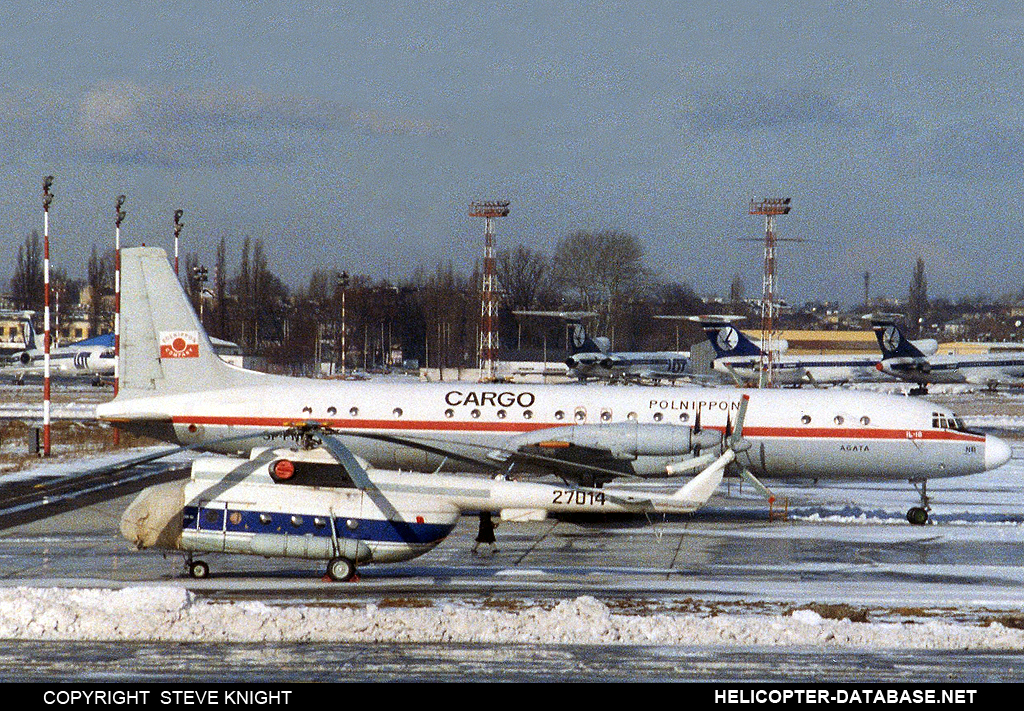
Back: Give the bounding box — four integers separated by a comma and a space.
326, 556, 357, 582
180, 552, 359, 581
183, 552, 210, 579
907, 479, 931, 525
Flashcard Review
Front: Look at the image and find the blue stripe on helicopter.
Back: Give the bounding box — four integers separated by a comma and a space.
185, 506, 455, 545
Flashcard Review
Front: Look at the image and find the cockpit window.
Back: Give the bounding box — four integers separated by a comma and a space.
932, 411, 971, 433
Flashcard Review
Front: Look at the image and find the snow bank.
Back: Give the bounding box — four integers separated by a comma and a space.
3, 587, 1024, 649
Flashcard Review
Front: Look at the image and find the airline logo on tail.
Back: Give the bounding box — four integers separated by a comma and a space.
715, 326, 741, 353
160, 331, 200, 359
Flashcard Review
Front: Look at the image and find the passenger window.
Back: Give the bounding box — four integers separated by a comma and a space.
801, 415, 811, 424
653, 412, 664, 422
554, 410, 565, 420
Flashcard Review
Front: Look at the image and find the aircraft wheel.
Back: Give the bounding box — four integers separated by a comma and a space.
906, 507, 929, 526
327, 557, 356, 582
188, 560, 210, 579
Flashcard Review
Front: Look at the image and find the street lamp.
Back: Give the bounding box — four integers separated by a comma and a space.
192, 265, 209, 322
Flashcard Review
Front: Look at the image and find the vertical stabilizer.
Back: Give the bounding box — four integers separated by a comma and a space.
568, 321, 606, 356
118, 247, 263, 396
872, 320, 926, 359
700, 321, 763, 358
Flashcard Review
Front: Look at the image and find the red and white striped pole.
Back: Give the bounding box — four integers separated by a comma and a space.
173, 209, 183, 278
42, 176, 54, 457
113, 195, 125, 446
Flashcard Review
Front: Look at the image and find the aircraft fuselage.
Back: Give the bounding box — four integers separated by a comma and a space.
98, 378, 1005, 483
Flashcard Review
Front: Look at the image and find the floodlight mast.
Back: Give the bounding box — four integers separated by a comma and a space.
42, 176, 54, 457
748, 198, 792, 388
114, 195, 126, 447
469, 201, 510, 382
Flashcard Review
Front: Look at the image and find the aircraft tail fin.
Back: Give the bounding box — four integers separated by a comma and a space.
698, 319, 762, 358
871, 319, 926, 359
568, 320, 606, 355
117, 247, 265, 396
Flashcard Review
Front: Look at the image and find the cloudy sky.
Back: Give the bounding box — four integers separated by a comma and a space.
1, 1, 1022, 306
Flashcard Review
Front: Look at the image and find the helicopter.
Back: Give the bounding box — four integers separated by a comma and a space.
120, 403, 749, 582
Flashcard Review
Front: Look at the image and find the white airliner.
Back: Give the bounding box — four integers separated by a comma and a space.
97, 248, 1012, 524
513, 312, 693, 383
873, 319, 1024, 391
1, 325, 115, 384
696, 316, 888, 387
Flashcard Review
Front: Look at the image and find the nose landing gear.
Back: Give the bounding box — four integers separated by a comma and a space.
907, 479, 931, 525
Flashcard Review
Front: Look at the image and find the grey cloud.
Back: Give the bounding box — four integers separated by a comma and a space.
922, 119, 1024, 180
69, 81, 448, 167
678, 88, 850, 134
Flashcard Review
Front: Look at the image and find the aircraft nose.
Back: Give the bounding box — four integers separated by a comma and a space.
985, 435, 1012, 471
120, 481, 186, 549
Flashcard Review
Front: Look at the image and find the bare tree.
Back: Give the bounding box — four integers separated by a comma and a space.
10, 232, 43, 311
908, 257, 928, 337
550, 229, 649, 342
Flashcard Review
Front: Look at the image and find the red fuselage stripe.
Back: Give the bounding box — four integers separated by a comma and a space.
170, 416, 985, 443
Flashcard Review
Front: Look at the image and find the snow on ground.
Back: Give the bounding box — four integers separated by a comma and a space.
1, 587, 1023, 648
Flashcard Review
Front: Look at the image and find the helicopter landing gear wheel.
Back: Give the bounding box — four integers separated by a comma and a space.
326, 557, 356, 582
188, 560, 210, 579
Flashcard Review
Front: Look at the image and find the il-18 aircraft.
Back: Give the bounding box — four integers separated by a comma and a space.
696, 316, 892, 387
98, 248, 1011, 526
873, 318, 1024, 392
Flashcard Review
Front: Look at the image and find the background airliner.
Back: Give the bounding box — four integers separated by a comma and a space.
873, 318, 1024, 391
0, 320, 115, 384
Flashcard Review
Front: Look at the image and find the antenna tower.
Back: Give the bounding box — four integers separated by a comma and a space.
469, 200, 510, 382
